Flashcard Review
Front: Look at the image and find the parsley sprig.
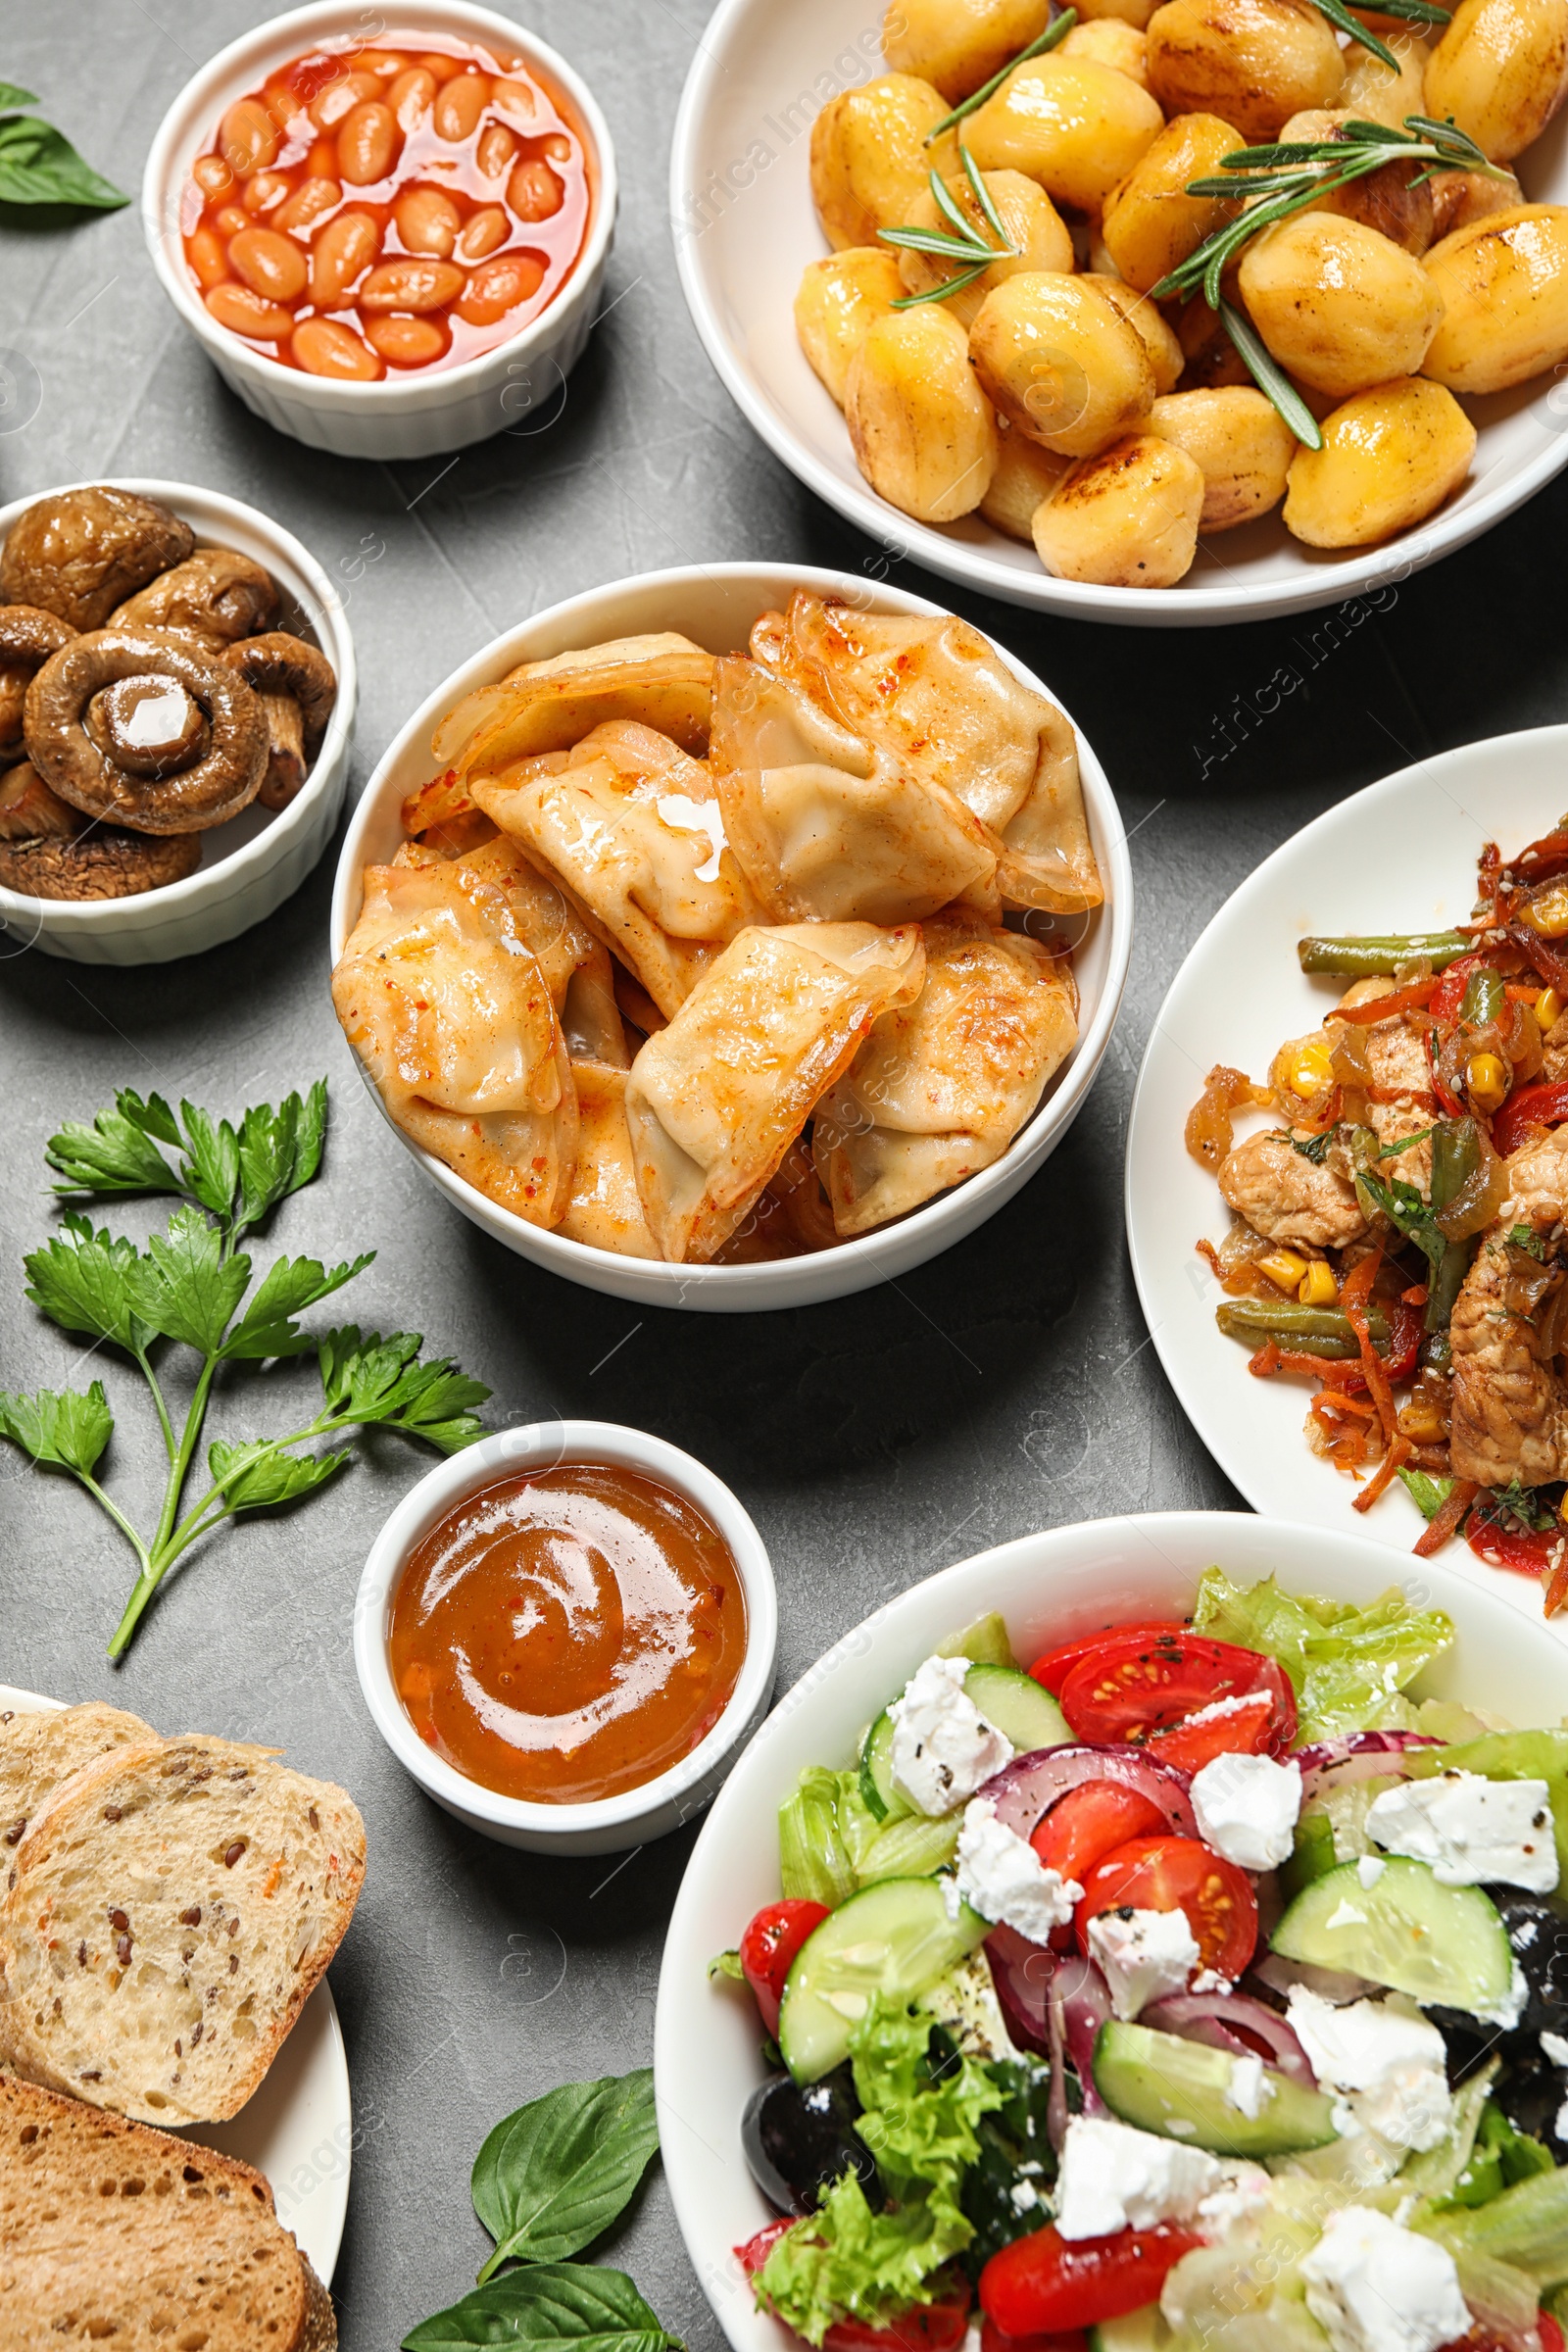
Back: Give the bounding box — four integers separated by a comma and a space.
0, 1082, 488, 1659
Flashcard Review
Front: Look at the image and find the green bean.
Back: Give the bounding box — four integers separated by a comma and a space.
1215, 1298, 1390, 1348
1459, 967, 1504, 1026
1297, 932, 1472, 976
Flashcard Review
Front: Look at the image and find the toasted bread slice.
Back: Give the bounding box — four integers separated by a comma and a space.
0, 1700, 154, 1854
0, 1738, 365, 2126
0, 2072, 335, 2350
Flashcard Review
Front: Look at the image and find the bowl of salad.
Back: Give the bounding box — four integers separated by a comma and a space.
655, 1512, 1568, 2352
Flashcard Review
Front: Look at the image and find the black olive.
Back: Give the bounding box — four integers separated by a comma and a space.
1492, 2053, 1568, 2162
1426, 1892, 1568, 2075
741, 2067, 882, 2218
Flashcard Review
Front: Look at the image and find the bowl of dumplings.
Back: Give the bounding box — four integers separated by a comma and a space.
327, 564, 1131, 1307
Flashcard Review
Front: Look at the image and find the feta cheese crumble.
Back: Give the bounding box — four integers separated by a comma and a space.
1226, 2052, 1272, 2119
1054, 2115, 1225, 2240
1299, 2207, 1469, 2352
1540, 2031, 1568, 2140
1356, 1856, 1387, 1889
1285, 1988, 1453, 2152
1366, 1769, 1558, 1893
1086, 1904, 1200, 2020
1191, 1750, 1302, 1871
889, 1655, 1014, 1816
951, 1798, 1081, 1941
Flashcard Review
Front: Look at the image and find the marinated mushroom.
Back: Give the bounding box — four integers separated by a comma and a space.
220, 631, 337, 809
0, 487, 193, 631
24, 629, 268, 833
0, 605, 76, 758
0, 759, 200, 901
108, 548, 279, 649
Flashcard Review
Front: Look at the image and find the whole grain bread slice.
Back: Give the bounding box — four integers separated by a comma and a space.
0, 2071, 335, 2351
0, 1737, 366, 2126
0, 1700, 154, 1853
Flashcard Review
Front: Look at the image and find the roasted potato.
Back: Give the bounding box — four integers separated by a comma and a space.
969, 271, 1155, 455
1085, 272, 1184, 390
810, 74, 951, 249
1278, 111, 1435, 253
1238, 214, 1444, 396
895, 169, 1074, 326
883, 0, 1052, 101
796, 249, 906, 407
1032, 431, 1206, 583
980, 419, 1074, 536
1428, 164, 1525, 240
846, 306, 999, 518
1149, 386, 1295, 528
1424, 0, 1568, 163
1339, 29, 1433, 127
1060, 19, 1151, 82
1146, 0, 1345, 138
1284, 376, 1476, 545
1421, 204, 1568, 391
963, 54, 1165, 213
1101, 113, 1246, 294
1176, 293, 1256, 386
1076, 0, 1162, 24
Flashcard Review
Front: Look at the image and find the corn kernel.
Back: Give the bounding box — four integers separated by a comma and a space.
1539, 988, 1564, 1031
1277, 1039, 1336, 1100
1523, 882, 1568, 939
1465, 1052, 1509, 1115
1396, 1396, 1446, 1445
1258, 1250, 1309, 1293
1559, 1492, 1568, 1530
1298, 1261, 1339, 1306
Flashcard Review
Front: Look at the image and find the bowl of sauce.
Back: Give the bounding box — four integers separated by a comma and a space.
355, 1421, 777, 1852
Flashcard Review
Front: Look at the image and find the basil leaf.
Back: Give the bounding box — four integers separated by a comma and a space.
472, 2072, 659, 2283
0, 83, 39, 108
0, 115, 127, 209
0, 1381, 113, 1479
404, 2263, 681, 2352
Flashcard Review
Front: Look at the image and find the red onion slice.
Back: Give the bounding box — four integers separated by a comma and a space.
984, 1930, 1110, 2139
1142, 1990, 1317, 2085
1060, 1956, 1111, 2115
1250, 1952, 1379, 2006
986, 1924, 1055, 2057
1295, 1730, 1443, 1801
981, 1743, 1197, 1842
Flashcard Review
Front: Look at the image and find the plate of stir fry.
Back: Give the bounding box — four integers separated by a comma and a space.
1126, 726, 1568, 1620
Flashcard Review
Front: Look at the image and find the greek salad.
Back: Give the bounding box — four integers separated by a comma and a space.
711, 1572, 1568, 2352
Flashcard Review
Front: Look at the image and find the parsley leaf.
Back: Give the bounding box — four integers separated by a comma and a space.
24, 1213, 151, 1354
318, 1327, 490, 1451
1489, 1479, 1556, 1533
0, 1382, 113, 1479
1509, 1224, 1547, 1261
128, 1206, 251, 1355
208, 1439, 348, 1511
1355, 1168, 1446, 1270
175, 1100, 240, 1220
220, 1251, 374, 1360
236, 1083, 327, 1231
1380, 1124, 1436, 1159
1398, 1467, 1455, 1522
45, 1090, 182, 1197
1290, 1127, 1338, 1164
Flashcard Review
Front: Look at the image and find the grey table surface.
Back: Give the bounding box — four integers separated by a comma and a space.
1, 2, 1565, 2342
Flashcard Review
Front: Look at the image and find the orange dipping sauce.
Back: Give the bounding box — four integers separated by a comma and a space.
389, 1464, 748, 1803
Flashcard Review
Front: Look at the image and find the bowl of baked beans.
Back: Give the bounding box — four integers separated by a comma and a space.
142, 0, 617, 461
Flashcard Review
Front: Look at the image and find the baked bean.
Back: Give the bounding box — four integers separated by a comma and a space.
187, 225, 228, 290
220, 98, 279, 178
366, 314, 450, 365
205, 282, 296, 340
357, 49, 411, 77
508, 159, 563, 220
492, 76, 541, 125
242, 170, 291, 214
434, 72, 491, 140
309, 209, 381, 306
307, 138, 338, 178
274, 175, 340, 234
456, 252, 546, 325
292, 316, 385, 379
388, 66, 437, 129
310, 71, 378, 131
193, 153, 234, 200
476, 122, 518, 178
455, 205, 509, 262
338, 100, 400, 184
418, 51, 465, 81
360, 258, 467, 312
214, 205, 251, 238
228, 226, 309, 303
540, 133, 572, 163
394, 185, 462, 256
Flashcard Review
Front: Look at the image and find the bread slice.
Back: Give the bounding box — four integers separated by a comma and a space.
0, 2071, 335, 2350
0, 1701, 154, 1853
0, 1738, 365, 2126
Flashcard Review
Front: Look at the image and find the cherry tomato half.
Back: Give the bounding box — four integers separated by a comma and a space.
824, 2288, 971, 2352
981, 2225, 1200, 2335
1076, 1833, 1258, 1981
1029, 1623, 1190, 1696
981, 2320, 1089, 2352
741, 1898, 830, 2036
1057, 1632, 1296, 1754
736, 2219, 793, 2277
1031, 1781, 1170, 1886
1147, 1689, 1275, 1775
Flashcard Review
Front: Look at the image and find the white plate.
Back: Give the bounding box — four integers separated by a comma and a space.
1125, 725, 1568, 1620
0, 1688, 352, 2284
654, 1509, 1568, 2352
670, 0, 1568, 628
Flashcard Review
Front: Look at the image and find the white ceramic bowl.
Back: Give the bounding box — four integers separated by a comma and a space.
328, 561, 1132, 1309
142, 0, 618, 461
653, 1508, 1568, 2352
0, 477, 356, 965
670, 0, 1568, 628
353, 1418, 779, 1855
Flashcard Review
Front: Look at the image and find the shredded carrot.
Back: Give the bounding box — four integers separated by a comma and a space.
1248, 1341, 1282, 1378
1316, 1391, 1376, 1418
1400, 1284, 1429, 1306
1545, 1553, 1568, 1617
1507, 984, 1542, 1004
1354, 1434, 1414, 1513
1274, 1348, 1368, 1387
1196, 1238, 1222, 1278
1341, 1250, 1399, 1445
1413, 1477, 1479, 1558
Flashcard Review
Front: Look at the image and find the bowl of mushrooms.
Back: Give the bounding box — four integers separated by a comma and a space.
0, 479, 356, 963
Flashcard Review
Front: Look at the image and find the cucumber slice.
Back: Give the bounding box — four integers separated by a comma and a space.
858, 1811, 962, 1885
858, 1708, 906, 1825
1271, 1855, 1513, 2014
858, 1666, 1068, 1825
934, 1610, 1018, 1669
777, 1877, 989, 2082
1090, 2304, 1173, 2352
1278, 1807, 1338, 1903
1094, 2020, 1340, 2155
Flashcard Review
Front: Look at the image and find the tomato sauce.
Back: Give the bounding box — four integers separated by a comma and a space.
389, 1463, 748, 1803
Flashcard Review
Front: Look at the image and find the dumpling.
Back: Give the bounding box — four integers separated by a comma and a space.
712, 1138, 843, 1262
400, 769, 499, 858
559, 1062, 660, 1258
812, 910, 1078, 1235
625, 920, 926, 1263
764, 592, 1102, 914
439, 631, 716, 770
469, 721, 761, 1021
709, 658, 998, 925
331, 858, 576, 1227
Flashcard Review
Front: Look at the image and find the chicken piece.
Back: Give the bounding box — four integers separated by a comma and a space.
1542, 1005, 1568, 1083
1351, 1011, 1434, 1193
1450, 1127, 1568, 1487
1217, 1130, 1368, 1250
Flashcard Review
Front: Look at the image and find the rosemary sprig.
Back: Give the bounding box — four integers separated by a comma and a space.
1305, 0, 1401, 74
880, 144, 1019, 309
1373, 0, 1451, 19
923, 7, 1078, 142
1219, 299, 1324, 448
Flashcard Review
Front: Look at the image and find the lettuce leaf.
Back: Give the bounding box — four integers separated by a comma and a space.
755, 2001, 1003, 2346
1191, 1568, 1454, 1743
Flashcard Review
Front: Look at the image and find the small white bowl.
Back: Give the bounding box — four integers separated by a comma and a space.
142, 0, 617, 462
0, 476, 356, 966
353, 1419, 778, 1855
328, 561, 1133, 1311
